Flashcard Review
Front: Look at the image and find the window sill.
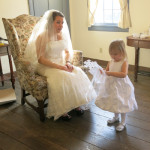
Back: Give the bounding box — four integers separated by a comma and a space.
88, 24, 129, 32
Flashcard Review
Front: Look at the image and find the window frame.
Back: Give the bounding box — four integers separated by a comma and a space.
88, 0, 129, 32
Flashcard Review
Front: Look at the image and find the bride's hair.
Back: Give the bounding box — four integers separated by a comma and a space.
52, 11, 64, 21
24, 10, 73, 65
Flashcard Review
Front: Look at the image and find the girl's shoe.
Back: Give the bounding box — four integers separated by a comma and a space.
116, 123, 126, 132
107, 117, 119, 124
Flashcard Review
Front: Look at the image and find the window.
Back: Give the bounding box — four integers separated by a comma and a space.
88, 0, 129, 32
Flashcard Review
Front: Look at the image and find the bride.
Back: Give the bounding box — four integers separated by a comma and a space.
24, 9, 96, 121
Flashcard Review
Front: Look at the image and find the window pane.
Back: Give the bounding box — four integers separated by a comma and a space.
90, 0, 98, 12
113, 0, 120, 9
94, 0, 120, 24
113, 10, 120, 23
88, 0, 129, 32
95, 0, 103, 23
104, 0, 112, 9
95, 10, 103, 23
104, 10, 112, 23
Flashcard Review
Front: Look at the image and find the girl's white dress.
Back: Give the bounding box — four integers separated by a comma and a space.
95, 59, 138, 113
36, 40, 97, 120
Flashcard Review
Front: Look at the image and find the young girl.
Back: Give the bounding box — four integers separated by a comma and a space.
95, 39, 138, 131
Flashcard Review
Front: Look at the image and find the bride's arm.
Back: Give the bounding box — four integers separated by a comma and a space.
38, 56, 69, 71
64, 49, 73, 71
36, 35, 70, 71
65, 50, 71, 63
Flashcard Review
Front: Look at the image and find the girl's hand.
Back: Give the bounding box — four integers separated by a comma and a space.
100, 69, 103, 74
105, 71, 111, 76
100, 68, 105, 74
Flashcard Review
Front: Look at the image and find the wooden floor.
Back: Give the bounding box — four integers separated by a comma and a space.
0, 73, 150, 150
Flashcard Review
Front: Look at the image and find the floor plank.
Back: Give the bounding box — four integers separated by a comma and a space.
0, 74, 150, 150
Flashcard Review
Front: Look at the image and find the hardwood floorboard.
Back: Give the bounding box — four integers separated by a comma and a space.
0, 106, 101, 150
88, 104, 150, 129
0, 74, 150, 150
65, 110, 150, 150
0, 132, 32, 150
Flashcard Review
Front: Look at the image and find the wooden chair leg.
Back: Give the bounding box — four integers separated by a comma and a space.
37, 100, 45, 122
7, 46, 15, 89
21, 88, 26, 105
21, 88, 46, 122
0, 57, 4, 86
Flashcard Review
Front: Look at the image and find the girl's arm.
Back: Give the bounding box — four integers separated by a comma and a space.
99, 61, 109, 74
36, 35, 71, 72
105, 62, 110, 71
106, 61, 128, 78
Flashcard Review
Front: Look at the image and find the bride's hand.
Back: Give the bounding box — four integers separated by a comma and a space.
66, 63, 73, 72
59, 65, 72, 72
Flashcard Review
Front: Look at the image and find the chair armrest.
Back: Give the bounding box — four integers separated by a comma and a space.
16, 59, 48, 100
72, 50, 83, 66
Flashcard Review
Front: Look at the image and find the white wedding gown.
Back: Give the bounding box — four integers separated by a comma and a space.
36, 40, 96, 120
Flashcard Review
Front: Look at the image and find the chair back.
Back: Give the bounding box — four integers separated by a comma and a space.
2, 15, 48, 101
2, 14, 40, 62
2, 15, 48, 121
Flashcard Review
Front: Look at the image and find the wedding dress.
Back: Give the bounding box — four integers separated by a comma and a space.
36, 40, 96, 120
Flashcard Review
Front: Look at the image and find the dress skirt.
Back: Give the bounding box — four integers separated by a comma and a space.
37, 64, 97, 120
95, 76, 138, 113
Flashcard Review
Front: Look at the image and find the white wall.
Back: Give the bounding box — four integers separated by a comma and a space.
70, 0, 150, 68
0, 0, 150, 70
0, 0, 29, 38
0, 0, 29, 73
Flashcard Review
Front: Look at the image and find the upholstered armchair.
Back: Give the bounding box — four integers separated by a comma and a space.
2, 14, 83, 121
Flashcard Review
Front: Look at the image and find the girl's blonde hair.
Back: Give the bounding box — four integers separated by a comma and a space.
109, 39, 128, 60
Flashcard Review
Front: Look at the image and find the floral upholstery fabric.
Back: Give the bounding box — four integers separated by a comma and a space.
72, 50, 83, 66
8, 15, 40, 59
2, 14, 83, 101
2, 15, 48, 101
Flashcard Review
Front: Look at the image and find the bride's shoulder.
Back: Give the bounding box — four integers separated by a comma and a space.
37, 32, 49, 41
